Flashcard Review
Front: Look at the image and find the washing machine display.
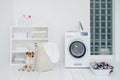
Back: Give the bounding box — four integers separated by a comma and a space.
69, 41, 86, 58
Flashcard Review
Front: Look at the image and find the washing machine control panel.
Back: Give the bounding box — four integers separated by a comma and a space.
81, 32, 88, 36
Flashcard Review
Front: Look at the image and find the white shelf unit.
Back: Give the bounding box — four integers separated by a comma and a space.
10, 26, 48, 65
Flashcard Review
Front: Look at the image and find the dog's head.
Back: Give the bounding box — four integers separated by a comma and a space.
26, 51, 34, 58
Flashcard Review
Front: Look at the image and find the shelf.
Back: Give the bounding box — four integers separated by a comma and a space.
12, 51, 27, 53
11, 26, 48, 28
10, 26, 49, 65
12, 38, 48, 41
11, 63, 26, 66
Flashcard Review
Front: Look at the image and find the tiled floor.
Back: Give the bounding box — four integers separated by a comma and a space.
1, 62, 120, 80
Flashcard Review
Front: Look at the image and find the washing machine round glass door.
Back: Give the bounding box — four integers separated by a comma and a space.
69, 41, 86, 58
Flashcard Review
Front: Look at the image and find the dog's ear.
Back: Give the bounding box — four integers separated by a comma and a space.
26, 52, 28, 55
32, 52, 34, 55
32, 52, 34, 57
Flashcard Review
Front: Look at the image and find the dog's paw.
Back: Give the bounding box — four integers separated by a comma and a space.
27, 70, 30, 72
18, 69, 21, 71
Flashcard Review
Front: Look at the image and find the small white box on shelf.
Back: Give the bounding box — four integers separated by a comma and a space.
31, 31, 47, 38
12, 53, 26, 64
13, 57, 26, 63
15, 47, 28, 52
13, 32, 27, 39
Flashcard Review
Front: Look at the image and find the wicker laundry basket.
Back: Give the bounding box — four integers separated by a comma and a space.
34, 43, 55, 72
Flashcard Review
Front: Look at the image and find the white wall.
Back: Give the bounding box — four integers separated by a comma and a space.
0, 0, 119, 65
114, 0, 120, 61
13, 0, 90, 62
0, 0, 13, 65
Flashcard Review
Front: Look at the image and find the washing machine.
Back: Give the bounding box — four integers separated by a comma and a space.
65, 31, 90, 68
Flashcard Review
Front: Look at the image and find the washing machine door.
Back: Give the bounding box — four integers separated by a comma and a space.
69, 41, 86, 58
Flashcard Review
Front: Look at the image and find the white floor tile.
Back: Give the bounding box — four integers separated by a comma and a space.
70, 69, 86, 80
38, 68, 61, 80
20, 72, 39, 80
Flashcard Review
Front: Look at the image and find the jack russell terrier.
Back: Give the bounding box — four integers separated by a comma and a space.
18, 51, 35, 72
